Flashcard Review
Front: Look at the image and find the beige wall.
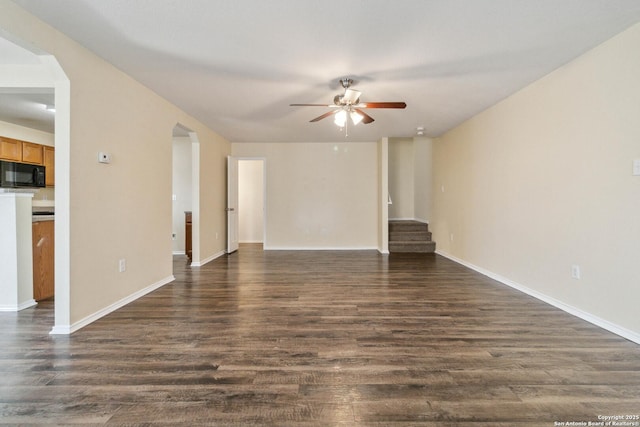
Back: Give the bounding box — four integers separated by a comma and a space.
0, 120, 54, 146
433, 23, 640, 340
232, 142, 378, 249
196, 134, 229, 261
388, 138, 414, 219
1, 3, 230, 331
413, 137, 432, 223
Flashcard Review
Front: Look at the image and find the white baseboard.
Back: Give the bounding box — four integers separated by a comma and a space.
262, 245, 388, 254
49, 275, 175, 335
262, 246, 379, 251
172, 250, 186, 255
190, 250, 225, 267
436, 250, 640, 345
0, 299, 37, 312
18, 299, 37, 311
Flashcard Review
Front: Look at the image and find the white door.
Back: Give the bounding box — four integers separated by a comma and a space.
226, 156, 239, 253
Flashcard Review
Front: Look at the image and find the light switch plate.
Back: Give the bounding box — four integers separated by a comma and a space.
633, 159, 640, 176
571, 265, 581, 279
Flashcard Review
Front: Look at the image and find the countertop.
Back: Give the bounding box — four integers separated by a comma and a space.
32, 200, 55, 208
32, 215, 54, 222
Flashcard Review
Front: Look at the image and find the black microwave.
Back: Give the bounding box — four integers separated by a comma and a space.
0, 160, 46, 188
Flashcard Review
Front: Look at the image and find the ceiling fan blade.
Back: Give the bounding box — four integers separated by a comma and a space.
309, 110, 338, 122
355, 108, 375, 124
358, 102, 407, 109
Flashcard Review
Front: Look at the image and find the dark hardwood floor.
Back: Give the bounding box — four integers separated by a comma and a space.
1, 244, 639, 425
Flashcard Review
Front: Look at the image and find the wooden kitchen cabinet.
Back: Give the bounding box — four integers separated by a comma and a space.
43, 146, 55, 187
185, 211, 192, 261
0, 137, 49, 166
32, 220, 55, 301
0, 137, 22, 161
21, 141, 43, 164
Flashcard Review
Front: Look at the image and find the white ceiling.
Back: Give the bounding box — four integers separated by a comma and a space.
0, 36, 55, 133
4, 0, 640, 142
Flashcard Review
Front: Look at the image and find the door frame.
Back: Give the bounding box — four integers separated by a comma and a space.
228, 156, 267, 251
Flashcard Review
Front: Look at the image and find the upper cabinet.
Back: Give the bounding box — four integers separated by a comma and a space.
1, 137, 45, 164
43, 146, 55, 187
0, 137, 55, 187
0, 137, 22, 161
21, 141, 44, 164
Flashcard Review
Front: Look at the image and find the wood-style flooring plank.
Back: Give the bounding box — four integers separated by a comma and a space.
0, 244, 639, 425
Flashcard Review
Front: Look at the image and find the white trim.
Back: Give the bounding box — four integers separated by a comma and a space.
239, 240, 264, 244
389, 217, 429, 224
263, 246, 379, 251
18, 299, 37, 311
436, 250, 640, 345
0, 299, 37, 312
190, 250, 225, 267
172, 250, 186, 255
49, 275, 175, 335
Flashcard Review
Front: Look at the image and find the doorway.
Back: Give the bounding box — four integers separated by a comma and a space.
238, 159, 265, 245
171, 124, 198, 268
0, 34, 71, 333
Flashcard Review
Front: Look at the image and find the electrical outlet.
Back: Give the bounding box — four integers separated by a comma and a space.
172, 233, 176, 240
118, 258, 126, 273
571, 265, 581, 279
450, 233, 454, 242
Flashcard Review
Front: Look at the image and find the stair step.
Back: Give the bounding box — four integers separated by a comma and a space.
389, 231, 432, 242
388, 221, 435, 253
389, 241, 436, 253
389, 220, 429, 232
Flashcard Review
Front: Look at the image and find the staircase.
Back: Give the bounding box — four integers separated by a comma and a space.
388, 220, 436, 253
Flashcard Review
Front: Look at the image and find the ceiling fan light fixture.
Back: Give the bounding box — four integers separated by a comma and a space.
342, 89, 361, 105
334, 109, 347, 127
350, 110, 364, 126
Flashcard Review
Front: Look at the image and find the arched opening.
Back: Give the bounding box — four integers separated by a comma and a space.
0, 33, 71, 333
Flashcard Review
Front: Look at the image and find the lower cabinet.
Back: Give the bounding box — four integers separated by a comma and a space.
32, 220, 54, 301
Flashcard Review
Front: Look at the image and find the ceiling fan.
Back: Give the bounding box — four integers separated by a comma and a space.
290, 78, 406, 128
